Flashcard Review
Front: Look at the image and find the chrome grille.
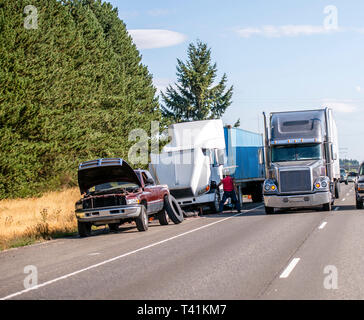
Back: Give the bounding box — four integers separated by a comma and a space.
83, 195, 126, 209
279, 169, 312, 193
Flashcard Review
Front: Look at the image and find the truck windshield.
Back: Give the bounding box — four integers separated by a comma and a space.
271, 144, 322, 162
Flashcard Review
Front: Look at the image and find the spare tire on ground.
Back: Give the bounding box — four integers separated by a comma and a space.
164, 195, 184, 224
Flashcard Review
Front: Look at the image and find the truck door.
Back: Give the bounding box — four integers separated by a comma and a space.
141, 171, 163, 213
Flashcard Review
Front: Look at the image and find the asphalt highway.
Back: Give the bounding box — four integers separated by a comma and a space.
1, 183, 363, 300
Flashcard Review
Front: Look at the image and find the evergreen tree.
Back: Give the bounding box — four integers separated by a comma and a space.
161, 40, 233, 123
0, 0, 160, 199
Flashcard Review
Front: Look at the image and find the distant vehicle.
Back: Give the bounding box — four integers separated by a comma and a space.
149, 120, 265, 214
348, 171, 358, 183
340, 168, 348, 185
355, 163, 364, 209
75, 158, 184, 237
262, 108, 340, 214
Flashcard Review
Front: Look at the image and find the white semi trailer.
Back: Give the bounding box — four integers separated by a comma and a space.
262, 108, 340, 214
149, 120, 225, 213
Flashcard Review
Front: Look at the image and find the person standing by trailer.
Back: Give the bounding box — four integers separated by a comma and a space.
218, 174, 241, 213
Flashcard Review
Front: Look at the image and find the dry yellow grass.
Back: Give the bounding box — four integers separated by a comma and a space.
0, 188, 81, 250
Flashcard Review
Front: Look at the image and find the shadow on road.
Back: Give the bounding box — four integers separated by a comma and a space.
334, 204, 357, 211
201, 201, 338, 218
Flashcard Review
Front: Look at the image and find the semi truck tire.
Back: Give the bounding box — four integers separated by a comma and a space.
136, 205, 148, 232
78, 221, 91, 237
322, 202, 332, 211
209, 190, 221, 213
356, 199, 363, 209
164, 195, 184, 224
157, 210, 169, 225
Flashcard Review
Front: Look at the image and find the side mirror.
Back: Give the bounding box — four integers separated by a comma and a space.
216, 149, 225, 165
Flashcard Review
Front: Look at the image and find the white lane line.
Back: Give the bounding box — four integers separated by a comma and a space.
88, 253, 101, 256
318, 221, 327, 230
280, 258, 301, 279
0, 205, 263, 300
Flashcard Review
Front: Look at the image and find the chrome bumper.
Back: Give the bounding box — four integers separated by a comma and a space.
75, 205, 141, 223
264, 191, 331, 209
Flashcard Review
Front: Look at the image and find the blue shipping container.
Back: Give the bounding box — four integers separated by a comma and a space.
224, 127, 265, 182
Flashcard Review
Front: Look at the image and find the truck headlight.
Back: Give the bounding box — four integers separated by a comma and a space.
197, 185, 211, 195
314, 177, 330, 190
127, 198, 140, 205
264, 180, 278, 193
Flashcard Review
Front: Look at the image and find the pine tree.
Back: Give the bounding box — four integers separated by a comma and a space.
0, 0, 161, 199
161, 40, 233, 123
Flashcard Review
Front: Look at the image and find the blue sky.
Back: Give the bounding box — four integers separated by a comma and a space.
108, 0, 364, 161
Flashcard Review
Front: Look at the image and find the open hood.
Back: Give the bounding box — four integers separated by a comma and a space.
78, 158, 142, 194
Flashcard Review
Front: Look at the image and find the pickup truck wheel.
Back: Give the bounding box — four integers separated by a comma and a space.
164, 195, 184, 224
78, 221, 91, 237
135, 205, 148, 232
265, 206, 274, 215
157, 210, 169, 225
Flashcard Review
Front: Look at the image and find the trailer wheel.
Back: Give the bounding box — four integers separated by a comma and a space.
78, 221, 92, 237
209, 190, 221, 213
265, 206, 274, 215
135, 205, 148, 232
157, 210, 169, 225
164, 195, 184, 224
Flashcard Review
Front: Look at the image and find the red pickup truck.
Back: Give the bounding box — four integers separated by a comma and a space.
75, 158, 184, 237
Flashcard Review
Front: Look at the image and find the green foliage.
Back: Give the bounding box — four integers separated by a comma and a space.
0, 0, 160, 199
161, 40, 233, 123
233, 118, 240, 128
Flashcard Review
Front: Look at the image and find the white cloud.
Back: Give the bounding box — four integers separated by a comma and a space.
235, 25, 338, 38
235, 25, 364, 38
322, 99, 358, 113
356, 86, 361, 92
128, 29, 187, 49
